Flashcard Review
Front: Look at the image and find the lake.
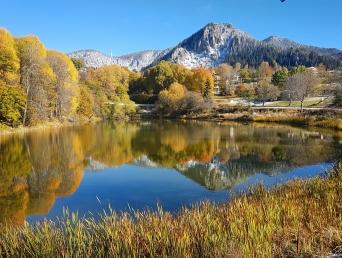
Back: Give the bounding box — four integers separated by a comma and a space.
0, 120, 341, 225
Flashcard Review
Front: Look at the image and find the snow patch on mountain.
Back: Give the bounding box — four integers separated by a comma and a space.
262, 36, 305, 49
169, 39, 232, 69
163, 23, 256, 69
67, 49, 171, 71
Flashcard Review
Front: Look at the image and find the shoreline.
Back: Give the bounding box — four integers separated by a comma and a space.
180, 107, 342, 130
0, 120, 77, 135
1, 107, 342, 135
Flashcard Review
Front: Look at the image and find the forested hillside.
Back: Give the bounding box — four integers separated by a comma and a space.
0, 28, 136, 127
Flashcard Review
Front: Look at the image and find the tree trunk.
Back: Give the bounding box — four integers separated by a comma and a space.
22, 76, 30, 126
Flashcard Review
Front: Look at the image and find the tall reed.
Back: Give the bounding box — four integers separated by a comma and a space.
1, 161, 342, 257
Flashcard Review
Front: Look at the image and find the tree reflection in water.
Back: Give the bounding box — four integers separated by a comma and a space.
0, 120, 340, 225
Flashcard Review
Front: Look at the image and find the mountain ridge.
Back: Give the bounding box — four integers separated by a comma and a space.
67, 22, 342, 71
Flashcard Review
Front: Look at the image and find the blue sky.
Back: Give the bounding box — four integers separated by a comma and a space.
1, 0, 342, 57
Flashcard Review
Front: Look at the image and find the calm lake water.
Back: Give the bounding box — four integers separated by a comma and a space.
0, 120, 341, 225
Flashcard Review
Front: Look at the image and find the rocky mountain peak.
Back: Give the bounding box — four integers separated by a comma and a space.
67, 22, 342, 71
179, 22, 246, 54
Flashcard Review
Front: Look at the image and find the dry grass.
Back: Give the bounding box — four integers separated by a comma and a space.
1, 160, 342, 257
250, 109, 342, 130
208, 106, 342, 130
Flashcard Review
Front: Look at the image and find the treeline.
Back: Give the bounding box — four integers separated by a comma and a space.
0, 27, 218, 127
213, 59, 342, 108
0, 28, 140, 127
225, 39, 342, 70
84, 60, 216, 117
0, 28, 78, 126
128, 60, 216, 115
128, 60, 214, 95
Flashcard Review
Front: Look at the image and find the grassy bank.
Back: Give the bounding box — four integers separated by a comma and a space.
252, 109, 342, 130
1, 161, 342, 257
192, 107, 342, 130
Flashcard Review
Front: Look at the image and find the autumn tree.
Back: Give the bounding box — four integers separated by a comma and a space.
0, 28, 26, 126
186, 67, 214, 97
255, 80, 280, 106
0, 28, 20, 85
143, 61, 175, 94
0, 82, 26, 126
239, 68, 251, 83
15, 35, 56, 125
258, 62, 274, 80
235, 84, 256, 105
215, 63, 233, 95
284, 71, 318, 109
46, 50, 79, 118
170, 63, 190, 85
154, 82, 186, 115
87, 64, 128, 99
128, 70, 144, 94
77, 85, 94, 119
86, 64, 135, 118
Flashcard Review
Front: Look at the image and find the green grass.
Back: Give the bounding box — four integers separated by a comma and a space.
1, 161, 342, 257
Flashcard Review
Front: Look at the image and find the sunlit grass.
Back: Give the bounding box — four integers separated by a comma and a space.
251, 111, 342, 130
1, 161, 342, 257
264, 99, 322, 107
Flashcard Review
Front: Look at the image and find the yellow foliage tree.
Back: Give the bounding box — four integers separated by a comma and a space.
0, 28, 26, 126
167, 82, 186, 110
15, 35, 56, 125
86, 64, 135, 118
185, 67, 214, 97
46, 50, 79, 118
0, 28, 20, 85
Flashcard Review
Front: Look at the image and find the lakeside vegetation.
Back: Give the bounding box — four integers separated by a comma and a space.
0, 156, 341, 257
194, 106, 342, 131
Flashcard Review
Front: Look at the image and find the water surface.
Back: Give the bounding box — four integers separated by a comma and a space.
0, 120, 340, 225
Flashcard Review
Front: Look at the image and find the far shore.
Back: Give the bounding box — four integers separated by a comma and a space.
1, 106, 342, 135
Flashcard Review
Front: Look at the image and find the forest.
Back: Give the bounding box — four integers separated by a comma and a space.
225, 38, 342, 70
0, 28, 218, 127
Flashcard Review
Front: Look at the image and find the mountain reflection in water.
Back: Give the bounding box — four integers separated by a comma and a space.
0, 120, 340, 225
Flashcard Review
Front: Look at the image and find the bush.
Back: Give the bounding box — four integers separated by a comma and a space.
178, 92, 215, 116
